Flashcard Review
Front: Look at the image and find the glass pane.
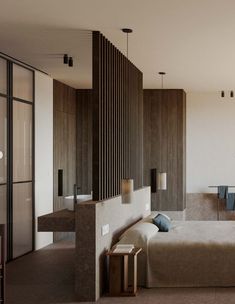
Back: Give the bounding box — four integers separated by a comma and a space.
0, 58, 7, 94
13, 182, 32, 258
13, 64, 33, 102
13, 101, 32, 182
0, 185, 7, 224
0, 97, 7, 184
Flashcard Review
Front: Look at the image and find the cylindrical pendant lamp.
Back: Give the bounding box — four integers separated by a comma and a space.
121, 179, 134, 204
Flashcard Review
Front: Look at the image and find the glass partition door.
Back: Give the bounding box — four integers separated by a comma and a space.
0, 98, 7, 225
12, 63, 34, 259
0, 59, 7, 228
0, 57, 34, 260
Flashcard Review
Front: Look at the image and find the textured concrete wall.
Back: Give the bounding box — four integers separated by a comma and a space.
186, 193, 235, 221
75, 187, 151, 301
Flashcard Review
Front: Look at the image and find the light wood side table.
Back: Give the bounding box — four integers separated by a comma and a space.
106, 247, 142, 297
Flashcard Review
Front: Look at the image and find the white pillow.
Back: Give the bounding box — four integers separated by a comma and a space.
118, 222, 159, 250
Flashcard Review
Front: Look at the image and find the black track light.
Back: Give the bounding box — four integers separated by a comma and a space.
221, 91, 225, 98
63, 54, 68, 64
68, 57, 73, 67
231, 91, 234, 98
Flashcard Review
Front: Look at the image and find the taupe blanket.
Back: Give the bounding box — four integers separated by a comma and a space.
147, 221, 235, 287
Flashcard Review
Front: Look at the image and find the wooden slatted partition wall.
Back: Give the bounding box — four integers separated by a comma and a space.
92, 31, 143, 201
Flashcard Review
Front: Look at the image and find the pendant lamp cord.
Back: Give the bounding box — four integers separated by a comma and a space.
159, 72, 166, 89
127, 33, 129, 59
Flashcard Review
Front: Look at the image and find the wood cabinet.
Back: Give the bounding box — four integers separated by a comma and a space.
53, 80, 76, 241
143, 89, 186, 211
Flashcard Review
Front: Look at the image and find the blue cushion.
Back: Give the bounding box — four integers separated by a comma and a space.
152, 214, 171, 232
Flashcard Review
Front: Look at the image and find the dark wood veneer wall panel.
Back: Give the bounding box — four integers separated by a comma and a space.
143, 89, 186, 211
76, 90, 93, 194
53, 80, 76, 241
179, 90, 186, 210
93, 31, 143, 201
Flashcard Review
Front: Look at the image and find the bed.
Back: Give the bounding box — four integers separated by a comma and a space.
117, 216, 235, 288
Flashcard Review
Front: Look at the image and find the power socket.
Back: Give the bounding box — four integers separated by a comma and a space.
101, 224, 109, 236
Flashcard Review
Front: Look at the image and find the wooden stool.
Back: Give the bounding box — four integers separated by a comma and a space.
106, 247, 142, 296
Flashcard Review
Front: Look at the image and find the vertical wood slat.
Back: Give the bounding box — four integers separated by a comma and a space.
92, 31, 143, 201
110, 43, 114, 197
119, 50, 122, 192
108, 41, 111, 197
120, 52, 123, 186
106, 38, 109, 199
114, 47, 117, 196
125, 62, 128, 179
103, 37, 106, 200
100, 37, 104, 200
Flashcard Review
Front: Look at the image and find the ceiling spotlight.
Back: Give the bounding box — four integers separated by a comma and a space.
122, 28, 133, 33
221, 91, 225, 98
68, 57, 73, 67
63, 54, 68, 64
230, 91, 234, 98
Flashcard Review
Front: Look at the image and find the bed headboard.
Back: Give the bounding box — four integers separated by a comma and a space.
75, 186, 151, 301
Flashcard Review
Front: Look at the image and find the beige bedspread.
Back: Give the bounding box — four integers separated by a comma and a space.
147, 221, 235, 287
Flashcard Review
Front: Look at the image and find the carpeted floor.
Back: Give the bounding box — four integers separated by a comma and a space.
6, 241, 235, 304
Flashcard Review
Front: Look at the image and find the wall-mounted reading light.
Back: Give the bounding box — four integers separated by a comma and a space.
151, 169, 167, 192
157, 172, 167, 190
221, 91, 225, 98
231, 91, 234, 98
121, 179, 134, 204
151, 169, 157, 193
68, 57, 73, 67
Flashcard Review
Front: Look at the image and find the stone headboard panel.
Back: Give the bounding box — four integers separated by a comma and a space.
75, 186, 151, 302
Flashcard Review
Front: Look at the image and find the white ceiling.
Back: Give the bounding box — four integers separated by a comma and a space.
1, 0, 235, 91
